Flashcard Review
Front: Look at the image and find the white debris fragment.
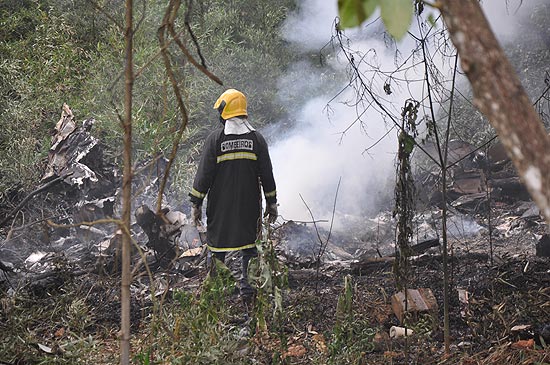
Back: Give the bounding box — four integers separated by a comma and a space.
25, 251, 47, 265
38, 343, 53, 354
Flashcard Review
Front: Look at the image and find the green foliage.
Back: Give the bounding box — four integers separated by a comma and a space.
0, 1, 102, 192
404, 312, 434, 337
133, 349, 152, 365
0, 0, 298, 203
248, 227, 288, 334
337, 0, 413, 40
393, 99, 419, 290
200, 258, 237, 316
329, 275, 377, 363
185, 0, 295, 125
141, 266, 252, 365
331, 274, 354, 351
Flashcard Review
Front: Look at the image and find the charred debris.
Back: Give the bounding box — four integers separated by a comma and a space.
0, 105, 549, 361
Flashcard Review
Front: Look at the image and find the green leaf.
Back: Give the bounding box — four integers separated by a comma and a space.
403, 134, 415, 154
427, 13, 436, 27
380, 0, 414, 40
338, 0, 363, 28
338, 0, 379, 28
247, 257, 272, 289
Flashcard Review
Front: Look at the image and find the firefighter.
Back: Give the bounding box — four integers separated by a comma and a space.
189, 88, 278, 304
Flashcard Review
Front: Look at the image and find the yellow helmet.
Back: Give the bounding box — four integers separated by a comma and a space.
213, 89, 248, 120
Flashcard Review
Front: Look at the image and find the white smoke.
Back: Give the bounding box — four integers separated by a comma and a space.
269, 0, 544, 227
279, 0, 338, 51
482, 0, 543, 43
271, 3, 407, 226
270, 90, 397, 224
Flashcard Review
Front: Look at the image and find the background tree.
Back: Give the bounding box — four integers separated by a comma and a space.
0, 0, 102, 194
0, 0, 295, 211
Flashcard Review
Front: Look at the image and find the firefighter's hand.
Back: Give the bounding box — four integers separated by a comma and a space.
191, 204, 202, 226
264, 203, 278, 224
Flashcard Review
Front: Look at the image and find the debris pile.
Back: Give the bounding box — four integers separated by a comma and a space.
419, 139, 533, 213
0, 105, 201, 291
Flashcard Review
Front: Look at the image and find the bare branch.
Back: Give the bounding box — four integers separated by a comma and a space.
166, 0, 223, 85
333, 27, 441, 167
155, 0, 190, 213
183, 0, 208, 67
299, 177, 341, 293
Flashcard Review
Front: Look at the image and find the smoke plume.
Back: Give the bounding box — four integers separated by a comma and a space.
269, 0, 545, 227
271, 1, 411, 226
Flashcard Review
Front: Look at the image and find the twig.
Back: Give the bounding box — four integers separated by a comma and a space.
132, 0, 147, 38
325, 177, 341, 253
183, 0, 207, 67
299, 177, 341, 293
363, 125, 396, 155
298, 195, 325, 253
134, 28, 183, 79
167, 0, 223, 85
6, 210, 19, 240
89, 0, 123, 30
334, 26, 441, 167
155, 0, 190, 214
278, 216, 329, 225
7, 216, 65, 235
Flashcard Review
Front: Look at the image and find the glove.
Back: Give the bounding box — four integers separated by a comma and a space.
191, 204, 202, 226
264, 203, 278, 224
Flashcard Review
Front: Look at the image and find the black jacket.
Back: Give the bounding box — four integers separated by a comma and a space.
190, 127, 277, 251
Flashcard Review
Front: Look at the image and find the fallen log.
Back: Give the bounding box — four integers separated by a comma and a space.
406, 238, 440, 256
351, 239, 440, 273
350, 256, 395, 273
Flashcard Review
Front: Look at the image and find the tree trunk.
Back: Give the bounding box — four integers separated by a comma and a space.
438, 0, 550, 226
121, 0, 133, 364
